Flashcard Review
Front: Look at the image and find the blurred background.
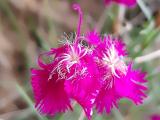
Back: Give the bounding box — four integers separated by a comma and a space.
0, 0, 160, 120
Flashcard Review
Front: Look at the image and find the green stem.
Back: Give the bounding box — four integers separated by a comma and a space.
16, 83, 49, 120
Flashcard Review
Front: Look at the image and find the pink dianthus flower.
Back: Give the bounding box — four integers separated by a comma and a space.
89, 35, 147, 113
31, 4, 147, 120
104, 0, 137, 7
151, 114, 160, 120
31, 4, 101, 120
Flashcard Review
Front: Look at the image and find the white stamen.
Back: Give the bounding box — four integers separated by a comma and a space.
81, 67, 87, 75
90, 99, 95, 104
102, 45, 127, 78
54, 44, 88, 80
90, 109, 93, 116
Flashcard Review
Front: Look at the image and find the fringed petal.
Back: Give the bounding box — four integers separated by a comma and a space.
31, 66, 72, 115
95, 86, 120, 113
115, 64, 147, 105
85, 31, 101, 46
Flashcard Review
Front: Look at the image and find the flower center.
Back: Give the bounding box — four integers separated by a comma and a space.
102, 45, 127, 78
69, 50, 80, 63
53, 44, 88, 80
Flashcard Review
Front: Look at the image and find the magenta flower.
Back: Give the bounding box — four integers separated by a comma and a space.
151, 114, 160, 120
31, 3, 147, 120
31, 4, 100, 120
104, 0, 137, 7
92, 35, 147, 113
